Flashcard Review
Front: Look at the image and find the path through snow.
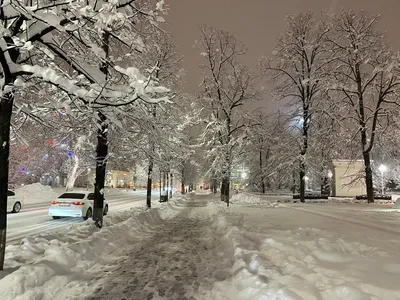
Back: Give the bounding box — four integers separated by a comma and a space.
63, 195, 234, 300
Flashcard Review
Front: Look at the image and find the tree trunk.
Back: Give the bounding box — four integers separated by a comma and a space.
146, 158, 153, 208
0, 92, 13, 271
299, 162, 306, 203
220, 179, 226, 201
224, 176, 231, 207
159, 171, 162, 200
181, 168, 185, 195
212, 179, 218, 194
321, 166, 330, 196
147, 105, 156, 207
264, 148, 271, 191
292, 169, 296, 194
220, 176, 230, 206
363, 151, 374, 203
93, 27, 110, 228
321, 176, 329, 195
162, 172, 166, 192
259, 147, 266, 194
166, 172, 170, 200
169, 173, 173, 198
66, 155, 80, 191
133, 165, 137, 190
93, 113, 108, 228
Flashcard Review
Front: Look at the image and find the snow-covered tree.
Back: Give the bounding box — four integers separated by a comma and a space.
0, 0, 169, 270
261, 13, 331, 202
243, 110, 292, 193
326, 10, 400, 203
197, 25, 259, 206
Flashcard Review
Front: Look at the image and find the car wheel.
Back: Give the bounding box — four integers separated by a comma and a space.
83, 208, 92, 220
52, 216, 61, 219
103, 205, 108, 216
12, 202, 21, 213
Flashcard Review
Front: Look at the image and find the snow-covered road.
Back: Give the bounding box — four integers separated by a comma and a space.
7, 190, 157, 243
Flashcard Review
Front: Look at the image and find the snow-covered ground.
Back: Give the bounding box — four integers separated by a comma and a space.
230, 192, 291, 206
1, 192, 400, 299
222, 202, 400, 299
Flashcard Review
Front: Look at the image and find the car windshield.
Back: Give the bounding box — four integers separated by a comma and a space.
58, 193, 85, 199
87, 193, 95, 200
7, 190, 15, 196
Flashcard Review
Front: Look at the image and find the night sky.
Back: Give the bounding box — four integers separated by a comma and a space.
165, 0, 400, 94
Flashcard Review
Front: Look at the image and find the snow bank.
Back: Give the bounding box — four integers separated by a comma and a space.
206, 201, 400, 299
15, 183, 62, 205
0, 196, 187, 300
230, 193, 291, 206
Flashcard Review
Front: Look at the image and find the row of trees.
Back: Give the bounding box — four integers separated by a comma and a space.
198, 11, 400, 206
3, 5, 399, 270
0, 0, 201, 271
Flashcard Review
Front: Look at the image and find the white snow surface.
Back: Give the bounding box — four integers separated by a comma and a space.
1, 193, 400, 299
15, 183, 61, 204
230, 192, 291, 206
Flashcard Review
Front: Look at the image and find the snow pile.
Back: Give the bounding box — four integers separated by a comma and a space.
230, 193, 289, 206
207, 214, 400, 299
0, 196, 186, 300
394, 198, 400, 209
15, 183, 62, 205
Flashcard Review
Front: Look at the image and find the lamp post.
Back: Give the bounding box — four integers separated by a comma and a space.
378, 164, 387, 194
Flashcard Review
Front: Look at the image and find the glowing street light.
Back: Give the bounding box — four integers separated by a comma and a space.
378, 164, 387, 194
241, 172, 247, 179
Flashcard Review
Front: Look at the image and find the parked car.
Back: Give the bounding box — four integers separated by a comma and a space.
8, 190, 23, 213
48, 192, 108, 220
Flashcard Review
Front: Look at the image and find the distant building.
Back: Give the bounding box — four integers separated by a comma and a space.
104, 170, 134, 188
331, 160, 366, 197
75, 169, 135, 188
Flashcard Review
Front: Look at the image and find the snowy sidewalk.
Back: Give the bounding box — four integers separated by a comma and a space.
67, 194, 233, 300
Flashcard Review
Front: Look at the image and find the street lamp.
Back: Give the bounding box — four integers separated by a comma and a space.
378, 164, 387, 194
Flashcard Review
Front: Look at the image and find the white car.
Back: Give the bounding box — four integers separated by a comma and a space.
8, 190, 23, 213
48, 192, 108, 220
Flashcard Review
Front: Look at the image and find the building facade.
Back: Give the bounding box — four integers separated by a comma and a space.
331, 160, 366, 197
